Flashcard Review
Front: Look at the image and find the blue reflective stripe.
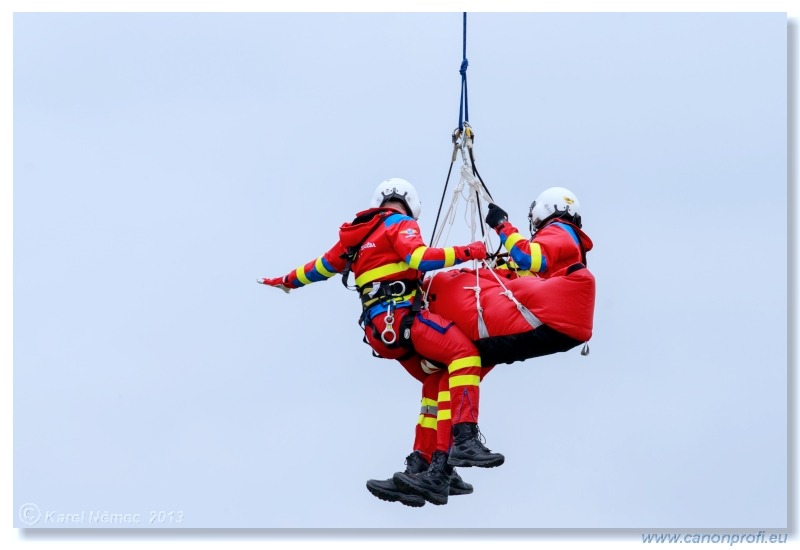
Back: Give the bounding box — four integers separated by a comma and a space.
552, 222, 581, 246
365, 299, 413, 320
415, 259, 446, 271
500, 232, 533, 270
304, 268, 330, 283
509, 248, 531, 271
384, 213, 412, 227
416, 314, 452, 334
319, 256, 336, 273
303, 258, 338, 283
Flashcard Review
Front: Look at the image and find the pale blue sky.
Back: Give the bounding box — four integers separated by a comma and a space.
5, 4, 796, 544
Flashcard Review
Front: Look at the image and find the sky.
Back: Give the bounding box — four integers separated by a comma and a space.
4, 2, 798, 549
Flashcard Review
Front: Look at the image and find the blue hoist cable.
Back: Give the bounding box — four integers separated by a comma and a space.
458, 12, 469, 132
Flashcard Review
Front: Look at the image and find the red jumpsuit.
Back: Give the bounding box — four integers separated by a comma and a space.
262, 206, 486, 455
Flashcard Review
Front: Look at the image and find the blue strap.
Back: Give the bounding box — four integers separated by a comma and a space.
458, 12, 469, 130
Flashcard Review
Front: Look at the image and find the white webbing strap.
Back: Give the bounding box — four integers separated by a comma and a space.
500, 288, 543, 329
479, 264, 543, 330
463, 268, 491, 338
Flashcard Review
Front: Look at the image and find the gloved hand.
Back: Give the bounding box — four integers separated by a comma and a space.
257, 276, 292, 293
485, 203, 508, 229
455, 241, 487, 262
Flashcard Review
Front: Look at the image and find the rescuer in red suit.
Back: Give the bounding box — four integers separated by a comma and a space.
486, 186, 593, 280
259, 178, 504, 507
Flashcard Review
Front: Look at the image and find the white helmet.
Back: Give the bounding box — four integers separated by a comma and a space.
370, 178, 422, 219
528, 186, 582, 232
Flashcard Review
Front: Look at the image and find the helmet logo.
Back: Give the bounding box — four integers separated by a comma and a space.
563, 196, 575, 205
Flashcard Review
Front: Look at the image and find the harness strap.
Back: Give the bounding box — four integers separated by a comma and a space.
464, 269, 490, 338
359, 279, 420, 307
398, 285, 424, 345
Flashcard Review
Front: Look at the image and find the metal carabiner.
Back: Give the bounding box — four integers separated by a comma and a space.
381, 303, 397, 345
387, 280, 406, 297
381, 314, 397, 345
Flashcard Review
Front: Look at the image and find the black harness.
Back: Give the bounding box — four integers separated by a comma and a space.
358, 278, 422, 354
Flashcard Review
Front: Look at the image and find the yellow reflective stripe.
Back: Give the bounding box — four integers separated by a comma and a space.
444, 247, 456, 266
315, 257, 336, 278
408, 246, 428, 269
530, 242, 543, 272
497, 264, 533, 277
295, 266, 311, 286
504, 232, 525, 252
497, 256, 520, 269
438, 391, 451, 403
450, 374, 481, 388
421, 397, 437, 407
418, 415, 438, 429
354, 262, 410, 287
437, 409, 452, 421
448, 356, 482, 373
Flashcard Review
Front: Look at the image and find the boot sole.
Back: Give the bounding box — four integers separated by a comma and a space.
448, 486, 474, 496
447, 456, 505, 468
392, 474, 449, 506
366, 482, 426, 508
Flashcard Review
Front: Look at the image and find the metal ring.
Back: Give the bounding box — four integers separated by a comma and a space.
381, 326, 397, 345
388, 281, 406, 296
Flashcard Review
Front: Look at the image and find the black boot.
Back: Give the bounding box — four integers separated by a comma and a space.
448, 467, 474, 495
366, 452, 428, 507
392, 450, 451, 506
448, 422, 505, 468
